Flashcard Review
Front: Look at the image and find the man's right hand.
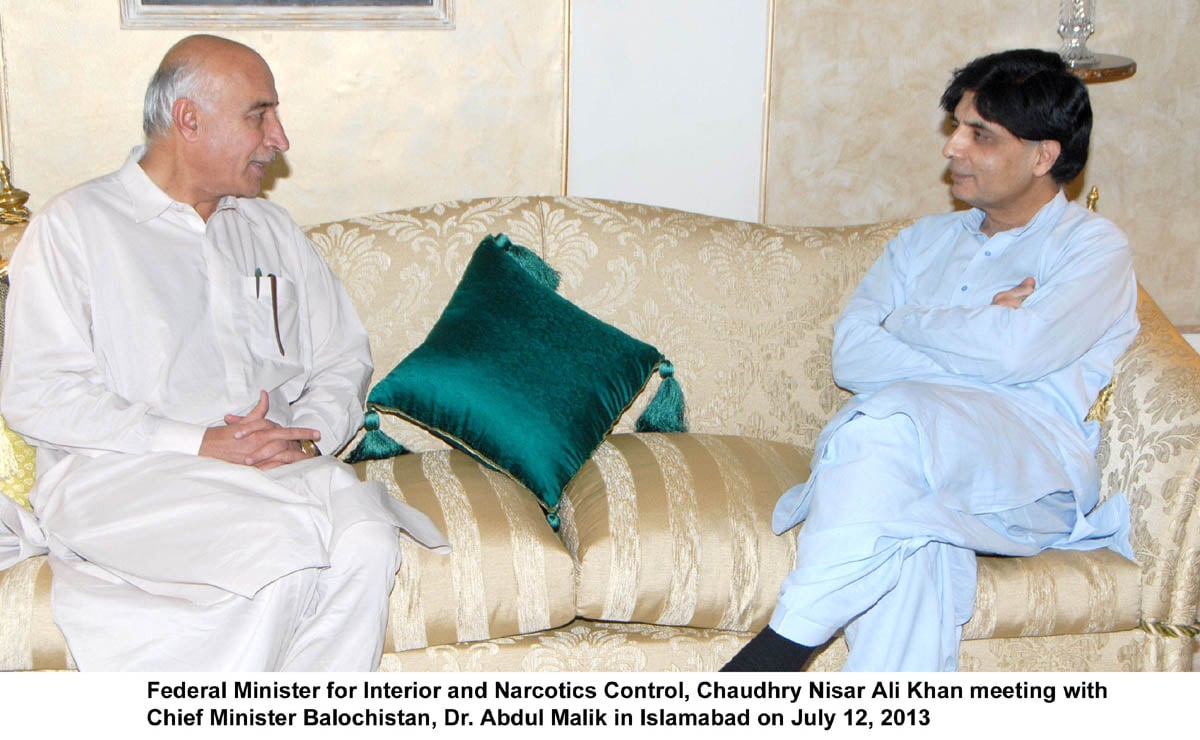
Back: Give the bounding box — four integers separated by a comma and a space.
199, 391, 321, 470
992, 277, 1036, 309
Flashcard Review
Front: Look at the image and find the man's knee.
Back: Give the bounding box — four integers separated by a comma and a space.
329, 521, 402, 580
802, 414, 930, 534
831, 413, 919, 455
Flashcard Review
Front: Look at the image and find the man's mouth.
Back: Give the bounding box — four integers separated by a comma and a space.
250, 155, 276, 172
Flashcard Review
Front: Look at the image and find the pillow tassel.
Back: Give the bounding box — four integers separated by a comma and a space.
492, 233, 560, 291
635, 360, 688, 433
344, 408, 410, 463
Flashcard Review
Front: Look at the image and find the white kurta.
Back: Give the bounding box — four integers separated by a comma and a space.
0, 149, 448, 670
769, 193, 1140, 670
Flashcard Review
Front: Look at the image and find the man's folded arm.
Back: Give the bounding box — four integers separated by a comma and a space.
883, 229, 1136, 384
831, 234, 950, 394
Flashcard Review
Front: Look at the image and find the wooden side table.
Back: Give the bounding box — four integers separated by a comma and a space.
1069, 53, 1137, 83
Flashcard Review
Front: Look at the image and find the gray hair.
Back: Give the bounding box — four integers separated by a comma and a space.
142, 58, 213, 139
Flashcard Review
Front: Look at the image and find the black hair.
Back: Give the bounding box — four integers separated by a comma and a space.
940, 49, 1092, 184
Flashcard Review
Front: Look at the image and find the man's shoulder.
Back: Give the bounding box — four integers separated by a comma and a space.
38, 167, 128, 218
13, 168, 132, 259
892, 209, 969, 247
908, 209, 967, 232
1044, 198, 1129, 258
1057, 197, 1123, 232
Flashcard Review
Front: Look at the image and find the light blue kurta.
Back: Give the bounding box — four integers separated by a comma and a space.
769, 192, 1139, 670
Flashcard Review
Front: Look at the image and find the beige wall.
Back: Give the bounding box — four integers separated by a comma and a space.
765, 0, 1200, 327
0, 0, 566, 227
2, 1, 1197, 326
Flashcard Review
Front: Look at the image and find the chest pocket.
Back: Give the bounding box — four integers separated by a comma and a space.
243, 272, 303, 363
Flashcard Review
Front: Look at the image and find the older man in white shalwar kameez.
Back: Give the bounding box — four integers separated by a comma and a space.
0, 35, 448, 671
723, 49, 1139, 672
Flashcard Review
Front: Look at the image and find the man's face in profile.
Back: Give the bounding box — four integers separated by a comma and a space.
192, 54, 290, 200
942, 90, 1045, 216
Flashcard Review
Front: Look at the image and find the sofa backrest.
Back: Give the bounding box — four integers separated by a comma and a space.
304, 196, 906, 452
305, 195, 1200, 630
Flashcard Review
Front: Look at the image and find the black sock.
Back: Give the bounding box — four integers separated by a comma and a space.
720, 627, 814, 672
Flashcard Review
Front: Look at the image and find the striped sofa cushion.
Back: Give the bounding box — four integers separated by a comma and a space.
559, 433, 809, 631
356, 451, 577, 652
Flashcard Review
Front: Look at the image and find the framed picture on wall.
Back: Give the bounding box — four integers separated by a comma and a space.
119, 0, 454, 30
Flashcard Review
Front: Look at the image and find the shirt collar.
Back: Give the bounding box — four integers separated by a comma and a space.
962, 190, 1068, 238
118, 146, 245, 224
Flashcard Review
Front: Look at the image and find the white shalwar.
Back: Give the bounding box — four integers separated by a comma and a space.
769, 192, 1140, 671
0, 149, 449, 671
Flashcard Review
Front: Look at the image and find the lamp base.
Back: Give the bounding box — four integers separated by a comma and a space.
0, 161, 30, 225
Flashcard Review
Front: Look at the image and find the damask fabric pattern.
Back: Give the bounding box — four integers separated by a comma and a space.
307, 197, 895, 453
0, 275, 37, 509
0, 418, 35, 509
1098, 287, 1200, 633
0, 274, 6, 358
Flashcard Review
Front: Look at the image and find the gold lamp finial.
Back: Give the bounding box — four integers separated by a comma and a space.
1086, 185, 1099, 212
0, 161, 30, 224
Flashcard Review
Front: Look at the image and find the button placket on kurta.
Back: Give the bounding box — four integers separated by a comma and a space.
950, 231, 1012, 306
190, 204, 255, 402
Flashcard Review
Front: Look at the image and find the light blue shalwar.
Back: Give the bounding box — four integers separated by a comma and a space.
769, 192, 1140, 671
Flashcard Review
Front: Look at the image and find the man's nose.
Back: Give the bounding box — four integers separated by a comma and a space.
942, 126, 965, 159
267, 115, 290, 154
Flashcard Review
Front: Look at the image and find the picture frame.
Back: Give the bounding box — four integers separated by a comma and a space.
119, 0, 454, 30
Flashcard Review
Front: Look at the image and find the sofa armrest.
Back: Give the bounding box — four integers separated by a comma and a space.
1098, 285, 1200, 633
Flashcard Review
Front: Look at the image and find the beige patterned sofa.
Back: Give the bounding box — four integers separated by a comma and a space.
2, 196, 1198, 671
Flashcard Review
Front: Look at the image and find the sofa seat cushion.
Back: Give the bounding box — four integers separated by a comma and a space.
379, 617, 1151, 672
559, 433, 809, 631
355, 451, 577, 652
964, 547, 1141, 640
381, 619, 747, 672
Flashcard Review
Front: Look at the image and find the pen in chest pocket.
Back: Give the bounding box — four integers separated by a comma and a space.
255, 267, 286, 357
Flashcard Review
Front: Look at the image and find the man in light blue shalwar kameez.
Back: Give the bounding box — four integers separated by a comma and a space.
723, 49, 1139, 672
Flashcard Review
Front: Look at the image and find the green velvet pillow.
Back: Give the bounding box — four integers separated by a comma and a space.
349, 234, 684, 528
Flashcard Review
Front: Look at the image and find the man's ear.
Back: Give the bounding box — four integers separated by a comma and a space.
172, 97, 201, 142
1033, 139, 1062, 178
